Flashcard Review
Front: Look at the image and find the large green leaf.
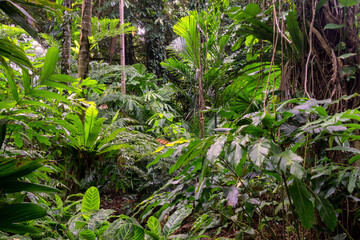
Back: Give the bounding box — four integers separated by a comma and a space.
0, 159, 42, 180
116, 223, 135, 240
29, 89, 71, 105
79, 229, 96, 240
3, 67, 19, 102
249, 138, 270, 166
162, 206, 192, 239
275, 150, 304, 179
84, 106, 98, 146
289, 178, 314, 229
0, 38, 31, 68
0, 203, 46, 224
147, 216, 161, 237
206, 134, 227, 164
81, 187, 100, 212
0, 2, 39, 42
0, 180, 60, 194
315, 196, 337, 231
39, 47, 59, 82
286, 10, 302, 55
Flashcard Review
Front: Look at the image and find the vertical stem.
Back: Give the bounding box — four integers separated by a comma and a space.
119, 0, 126, 94
197, 0, 205, 139
61, 0, 72, 75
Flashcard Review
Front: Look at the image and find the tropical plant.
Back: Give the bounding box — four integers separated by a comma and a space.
57, 105, 131, 192
139, 96, 360, 239
0, 158, 59, 234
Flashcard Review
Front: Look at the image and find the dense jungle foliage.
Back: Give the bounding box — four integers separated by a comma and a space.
1, 0, 360, 239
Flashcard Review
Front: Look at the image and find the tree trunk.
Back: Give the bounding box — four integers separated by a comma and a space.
119, 0, 126, 94
61, 0, 72, 75
77, 0, 92, 80
282, 1, 360, 112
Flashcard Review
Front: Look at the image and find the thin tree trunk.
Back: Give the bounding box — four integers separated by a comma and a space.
109, 37, 116, 65
119, 0, 126, 94
77, 0, 92, 80
198, 0, 205, 139
61, 0, 72, 75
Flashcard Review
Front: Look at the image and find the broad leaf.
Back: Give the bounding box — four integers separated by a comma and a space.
39, 47, 59, 82
249, 138, 270, 166
147, 216, 161, 237
163, 206, 192, 238
0, 203, 46, 224
289, 179, 314, 229
79, 229, 96, 240
84, 106, 98, 146
81, 187, 100, 212
207, 134, 227, 164
315, 196, 337, 231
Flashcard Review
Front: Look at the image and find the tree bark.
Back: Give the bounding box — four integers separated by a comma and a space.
119, 0, 126, 94
282, 1, 360, 111
61, 0, 72, 75
77, 0, 92, 80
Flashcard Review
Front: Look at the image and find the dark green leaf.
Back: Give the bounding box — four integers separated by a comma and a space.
289, 179, 314, 229
315, 196, 337, 231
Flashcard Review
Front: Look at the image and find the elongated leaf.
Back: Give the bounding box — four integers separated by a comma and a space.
0, 101, 16, 109
315, 196, 337, 231
30, 89, 70, 104
324, 23, 345, 30
3, 67, 19, 101
0, 38, 31, 68
39, 47, 59, 82
84, 106, 98, 146
48, 74, 78, 82
41, 80, 79, 93
339, 0, 358, 6
147, 148, 176, 168
289, 178, 314, 229
0, 223, 41, 234
86, 118, 105, 148
147, 216, 161, 237
133, 225, 145, 240
0, 180, 60, 194
163, 206, 192, 238
0, 203, 46, 224
19, 100, 59, 114
207, 134, 227, 164
81, 187, 100, 212
0, 159, 42, 180
22, 68, 31, 94
0, 2, 39, 42
348, 169, 358, 193
286, 10, 302, 54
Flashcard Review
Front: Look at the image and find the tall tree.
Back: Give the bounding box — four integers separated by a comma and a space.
77, 0, 92, 79
119, 0, 126, 94
61, 0, 72, 75
282, 0, 360, 111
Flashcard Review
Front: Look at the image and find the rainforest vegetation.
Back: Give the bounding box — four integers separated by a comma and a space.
1, 0, 360, 239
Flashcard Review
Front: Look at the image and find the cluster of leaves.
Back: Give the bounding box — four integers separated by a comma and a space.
139, 96, 360, 239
